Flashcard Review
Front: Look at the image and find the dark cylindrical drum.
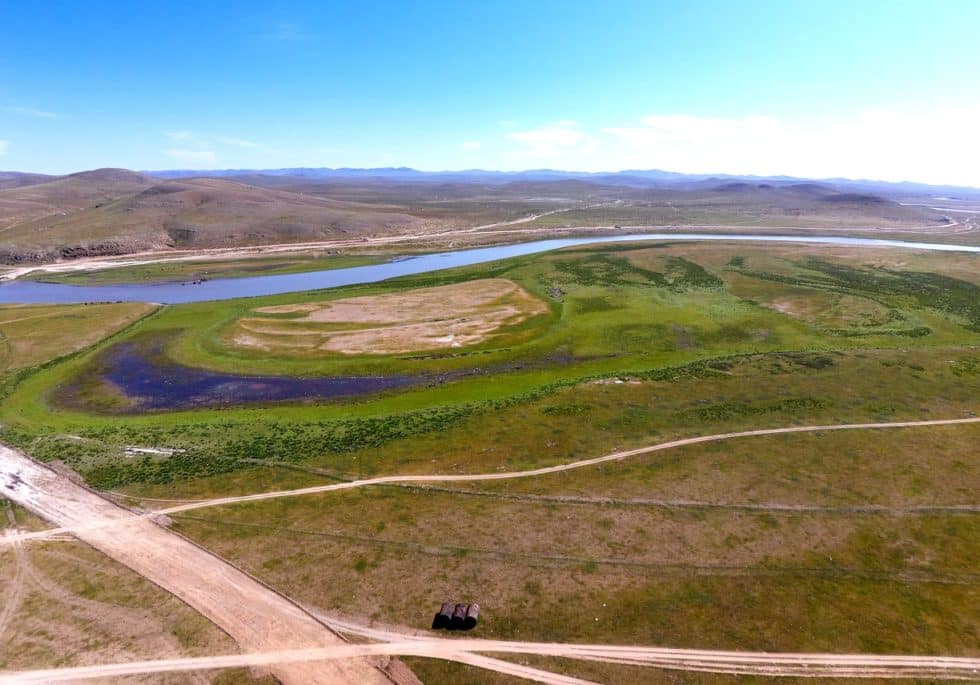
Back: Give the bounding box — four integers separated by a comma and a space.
463, 602, 480, 630
432, 602, 454, 630
450, 603, 469, 629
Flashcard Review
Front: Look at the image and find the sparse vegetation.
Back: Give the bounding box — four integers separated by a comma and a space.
0, 240, 976, 683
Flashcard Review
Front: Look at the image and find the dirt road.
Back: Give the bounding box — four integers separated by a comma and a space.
0, 446, 395, 685
5, 417, 977, 547
4, 638, 979, 682
1, 417, 977, 683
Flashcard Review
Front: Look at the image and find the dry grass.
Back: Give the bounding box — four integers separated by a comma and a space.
231, 278, 549, 355
119, 341, 978, 684
0, 302, 156, 371
0, 506, 268, 683
0, 172, 441, 260
167, 422, 980, 667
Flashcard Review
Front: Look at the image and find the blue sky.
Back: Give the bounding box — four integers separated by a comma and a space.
2, 1, 979, 185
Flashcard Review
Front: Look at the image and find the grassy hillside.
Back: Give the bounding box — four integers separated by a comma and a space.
0, 171, 442, 263
0, 171, 58, 190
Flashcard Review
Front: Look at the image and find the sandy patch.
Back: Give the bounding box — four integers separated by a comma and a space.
769, 299, 803, 316
233, 278, 548, 355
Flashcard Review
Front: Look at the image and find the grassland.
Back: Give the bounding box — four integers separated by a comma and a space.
0, 302, 156, 372
0, 505, 269, 683
517, 185, 945, 230
3, 242, 978, 481
0, 240, 977, 683
123, 350, 980, 684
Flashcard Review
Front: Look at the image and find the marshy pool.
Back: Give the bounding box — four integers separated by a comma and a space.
56, 338, 572, 411
59, 340, 434, 411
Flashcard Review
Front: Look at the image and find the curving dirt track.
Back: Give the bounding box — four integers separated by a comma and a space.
4, 417, 978, 547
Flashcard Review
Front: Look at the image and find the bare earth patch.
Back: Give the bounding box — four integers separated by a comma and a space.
232, 278, 548, 355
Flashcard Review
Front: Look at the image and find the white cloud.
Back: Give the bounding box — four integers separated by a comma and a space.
601, 108, 980, 186
506, 120, 599, 163
484, 108, 980, 186
0, 140, 8, 155
4, 106, 64, 119
164, 148, 217, 165
604, 115, 787, 176
461, 141, 481, 151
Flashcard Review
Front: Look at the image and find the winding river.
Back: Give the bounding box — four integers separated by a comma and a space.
1, 233, 977, 305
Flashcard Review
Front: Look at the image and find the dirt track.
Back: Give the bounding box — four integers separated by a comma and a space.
4, 638, 980, 683
1, 417, 978, 683
5, 417, 978, 547
0, 447, 393, 685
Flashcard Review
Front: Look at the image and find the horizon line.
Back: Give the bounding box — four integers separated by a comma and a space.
4, 165, 980, 193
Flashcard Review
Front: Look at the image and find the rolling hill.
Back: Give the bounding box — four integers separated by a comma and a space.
0, 170, 438, 263
0, 167, 951, 264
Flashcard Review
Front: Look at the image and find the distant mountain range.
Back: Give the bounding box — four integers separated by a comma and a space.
0, 165, 963, 265
142, 167, 980, 199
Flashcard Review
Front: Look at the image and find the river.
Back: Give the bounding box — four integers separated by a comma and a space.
1, 233, 976, 305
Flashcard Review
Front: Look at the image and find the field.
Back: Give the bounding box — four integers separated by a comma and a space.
0, 239, 977, 683
0, 302, 156, 373
233, 278, 549, 355
0, 506, 267, 684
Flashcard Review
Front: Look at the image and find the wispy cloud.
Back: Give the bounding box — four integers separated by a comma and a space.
217, 136, 264, 150
461, 141, 481, 151
161, 131, 275, 163
0, 140, 8, 156
164, 148, 217, 165
165, 130, 196, 143
269, 22, 317, 42
506, 120, 598, 161
4, 105, 65, 119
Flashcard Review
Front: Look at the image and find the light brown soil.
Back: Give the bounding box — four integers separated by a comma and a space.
234, 278, 548, 355
0, 445, 394, 685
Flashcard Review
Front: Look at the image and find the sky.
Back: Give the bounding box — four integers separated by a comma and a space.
2, 0, 980, 186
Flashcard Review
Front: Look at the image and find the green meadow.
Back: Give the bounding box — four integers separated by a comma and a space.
0, 240, 977, 683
